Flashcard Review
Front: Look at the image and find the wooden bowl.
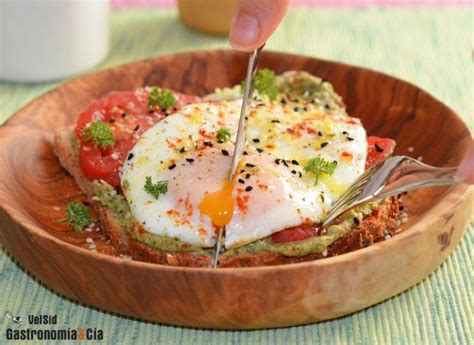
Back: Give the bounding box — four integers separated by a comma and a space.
0, 50, 472, 329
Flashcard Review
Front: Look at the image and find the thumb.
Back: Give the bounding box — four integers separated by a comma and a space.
456, 140, 474, 184
229, 0, 290, 52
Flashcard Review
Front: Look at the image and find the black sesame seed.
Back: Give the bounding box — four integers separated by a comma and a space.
399, 205, 404, 211
291, 170, 297, 174
148, 109, 154, 114
375, 144, 384, 152
245, 163, 255, 168
179, 147, 186, 153
252, 138, 260, 143
186, 158, 194, 163
243, 151, 248, 156
321, 142, 329, 148
353, 217, 360, 225
347, 137, 354, 141
298, 171, 302, 177
333, 160, 338, 165
203, 141, 213, 147
109, 118, 115, 123
293, 106, 300, 112
168, 164, 176, 170
221, 149, 229, 156
245, 173, 251, 179
291, 159, 299, 165
134, 125, 140, 131
275, 158, 281, 165
324, 104, 331, 109
257, 148, 264, 153
238, 178, 245, 184
245, 186, 253, 192
342, 131, 349, 135
318, 131, 324, 137
127, 153, 134, 161
303, 107, 308, 112
281, 99, 287, 104
271, 119, 280, 123
122, 113, 127, 118
240, 169, 246, 173
282, 160, 289, 167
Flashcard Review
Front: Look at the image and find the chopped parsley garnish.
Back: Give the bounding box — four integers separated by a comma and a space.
303, 156, 337, 185
80, 121, 115, 150
144, 176, 168, 199
148, 87, 177, 110
216, 127, 231, 143
241, 68, 278, 100
57, 202, 91, 232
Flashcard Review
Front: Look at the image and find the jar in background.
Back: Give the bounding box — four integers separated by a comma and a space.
178, 0, 237, 35
0, 0, 110, 83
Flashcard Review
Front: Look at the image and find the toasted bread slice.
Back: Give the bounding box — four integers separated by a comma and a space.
54, 128, 212, 266
54, 129, 402, 268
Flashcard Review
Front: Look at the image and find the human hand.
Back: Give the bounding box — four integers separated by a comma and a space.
457, 141, 474, 184
229, 0, 290, 51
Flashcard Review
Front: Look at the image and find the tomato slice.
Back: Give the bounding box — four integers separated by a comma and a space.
366, 136, 396, 170
271, 224, 317, 243
75, 88, 200, 187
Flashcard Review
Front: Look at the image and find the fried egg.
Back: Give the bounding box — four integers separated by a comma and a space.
120, 99, 367, 248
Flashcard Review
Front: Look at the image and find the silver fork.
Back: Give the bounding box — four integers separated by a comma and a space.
321, 156, 460, 229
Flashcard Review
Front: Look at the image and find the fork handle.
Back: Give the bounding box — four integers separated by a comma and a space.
363, 157, 459, 203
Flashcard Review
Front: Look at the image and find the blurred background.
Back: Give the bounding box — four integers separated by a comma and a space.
0, 0, 471, 124
0, 1, 472, 344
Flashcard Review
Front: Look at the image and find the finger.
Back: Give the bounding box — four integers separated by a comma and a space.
229, 0, 290, 51
456, 140, 474, 184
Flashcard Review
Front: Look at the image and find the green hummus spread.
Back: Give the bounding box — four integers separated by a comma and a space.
224, 203, 375, 257
93, 182, 210, 254
93, 181, 375, 257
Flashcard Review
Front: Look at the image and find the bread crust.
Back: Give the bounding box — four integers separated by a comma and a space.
54, 128, 402, 268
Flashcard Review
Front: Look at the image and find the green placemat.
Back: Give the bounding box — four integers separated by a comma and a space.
0, 7, 472, 344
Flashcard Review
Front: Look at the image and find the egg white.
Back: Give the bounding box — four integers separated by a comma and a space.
120, 100, 367, 248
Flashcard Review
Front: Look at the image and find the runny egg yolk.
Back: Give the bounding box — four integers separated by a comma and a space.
199, 180, 235, 228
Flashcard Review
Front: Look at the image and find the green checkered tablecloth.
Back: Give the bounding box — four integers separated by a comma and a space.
0, 7, 472, 344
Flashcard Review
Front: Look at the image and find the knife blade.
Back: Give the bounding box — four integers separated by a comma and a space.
211, 46, 264, 268
229, 45, 264, 179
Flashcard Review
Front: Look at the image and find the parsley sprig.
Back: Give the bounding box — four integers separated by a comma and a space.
216, 127, 231, 143
241, 68, 278, 101
57, 202, 91, 232
144, 176, 168, 199
148, 87, 177, 111
80, 121, 115, 150
303, 157, 337, 185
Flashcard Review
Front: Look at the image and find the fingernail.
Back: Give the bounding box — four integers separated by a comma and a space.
230, 15, 260, 50
456, 146, 474, 183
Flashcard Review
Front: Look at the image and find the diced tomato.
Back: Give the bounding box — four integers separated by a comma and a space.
271, 224, 317, 243
365, 136, 396, 170
75, 88, 200, 187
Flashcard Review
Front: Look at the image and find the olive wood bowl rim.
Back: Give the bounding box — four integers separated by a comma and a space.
0, 49, 471, 273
